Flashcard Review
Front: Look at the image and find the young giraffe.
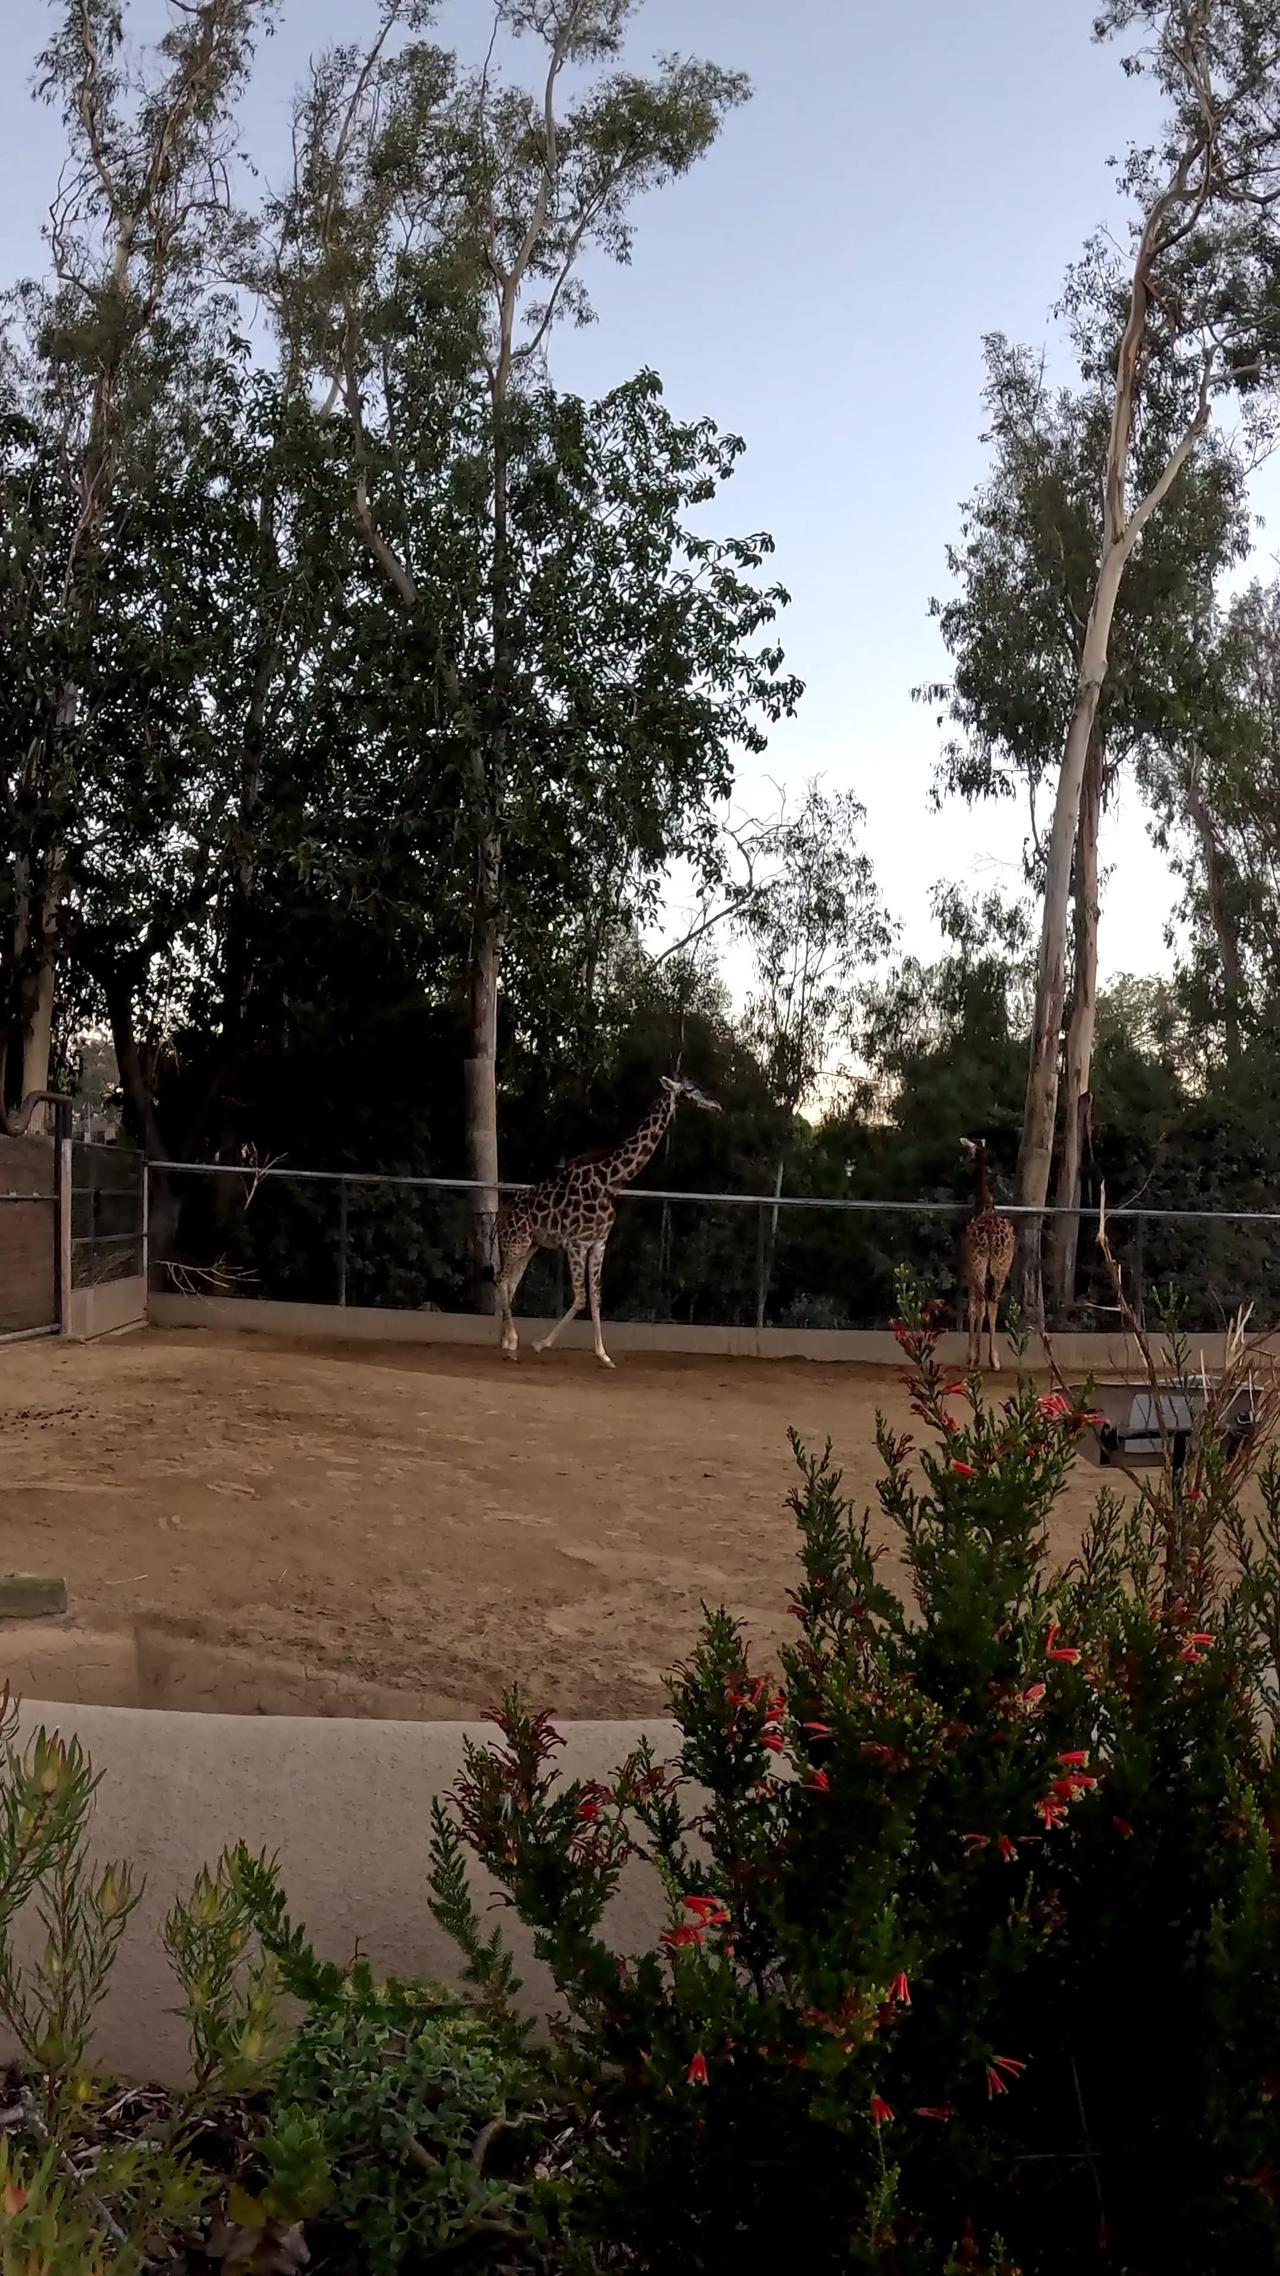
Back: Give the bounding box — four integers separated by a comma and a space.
959, 1136, 1015, 1371
495, 1075, 721, 1368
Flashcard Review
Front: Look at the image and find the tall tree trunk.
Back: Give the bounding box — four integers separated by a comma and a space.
1046, 724, 1103, 1318
1015, 552, 1123, 1317
1014, 143, 1213, 1318
464, 377, 512, 1311
12, 852, 62, 1137
103, 971, 179, 1284
1184, 758, 1244, 1060
464, 879, 502, 1303
19, 949, 56, 1132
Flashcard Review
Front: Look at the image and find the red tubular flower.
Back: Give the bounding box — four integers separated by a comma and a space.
961, 1831, 990, 1854
870, 2094, 894, 2127
684, 1896, 729, 1926
1045, 1624, 1082, 1664
759, 1731, 785, 1753
942, 1379, 966, 1396
998, 1835, 1018, 1863
802, 1720, 832, 1736
1113, 1816, 1133, 1838
1187, 1631, 1215, 1647
985, 2066, 1008, 2098
1021, 1683, 1046, 1705
1057, 1750, 1090, 1766
951, 1460, 977, 1477
1077, 1409, 1106, 1427
806, 1768, 831, 1795
661, 1923, 704, 1952
889, 1971, 911, 2006
1050, 1772, 1097, 1800
916, 2103, 954, 2122
1035, 1796, 1068, 1830
577, 1797, 600, 1822
688, 2052, 709, 2086
1038, 1392, 1070, 1420
992, 2055, 1026, 2078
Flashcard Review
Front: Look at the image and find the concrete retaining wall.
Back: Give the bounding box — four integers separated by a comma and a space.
3, 1702, 672, 2084
0, 1622, 501, 1721
67, 1275, 147, 1342
146, 1291, 1233, 1373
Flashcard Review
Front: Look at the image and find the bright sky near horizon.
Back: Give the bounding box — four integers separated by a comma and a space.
4, 0, 1277, 989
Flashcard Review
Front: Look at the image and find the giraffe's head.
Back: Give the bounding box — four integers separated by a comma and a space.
660, 1074, 722, 1114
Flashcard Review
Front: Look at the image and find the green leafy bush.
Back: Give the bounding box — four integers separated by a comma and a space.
429, 1295, 1280, 2274
266, 1979, 544, 2269
234, 1856, 571, 2272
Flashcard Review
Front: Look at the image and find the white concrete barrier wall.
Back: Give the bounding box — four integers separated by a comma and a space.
67, 1277, 146, 1341
3, 1703, 675, 2085
145, 1291, 1239, 1374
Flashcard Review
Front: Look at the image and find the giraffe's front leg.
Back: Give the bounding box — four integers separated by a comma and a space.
533, 1245, 586, 1353
497, 1237, 533, 1360
587, 1237, 614, 1368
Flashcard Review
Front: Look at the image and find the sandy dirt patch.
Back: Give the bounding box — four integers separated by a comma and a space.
0, 1329, 1120, 1717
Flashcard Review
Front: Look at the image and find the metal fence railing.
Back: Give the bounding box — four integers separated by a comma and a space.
140, 1160, 1280, 1336
72, 1141, 144, 1290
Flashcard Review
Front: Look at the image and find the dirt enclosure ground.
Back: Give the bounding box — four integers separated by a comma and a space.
0, 1330, 1117, 1718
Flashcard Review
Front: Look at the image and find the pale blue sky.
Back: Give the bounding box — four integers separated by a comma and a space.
5, 0, 1273, 986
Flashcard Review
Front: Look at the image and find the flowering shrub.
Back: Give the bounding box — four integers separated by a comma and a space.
430, 1292, 1280, 2273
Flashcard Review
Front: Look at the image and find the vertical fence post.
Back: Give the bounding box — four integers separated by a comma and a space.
55, 1116, 73, 1336
140, 1157, 150, 1297
1133, 1212, 1146, 1328
338, 1179, 349, 1308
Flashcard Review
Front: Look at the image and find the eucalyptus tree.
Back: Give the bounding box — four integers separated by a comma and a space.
1013, 0, 1280, 1313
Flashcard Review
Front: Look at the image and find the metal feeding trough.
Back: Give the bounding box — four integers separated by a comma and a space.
1071, 1378, 1262, 1473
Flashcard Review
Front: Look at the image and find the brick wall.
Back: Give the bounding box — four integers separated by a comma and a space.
0, 1137, 55, 1335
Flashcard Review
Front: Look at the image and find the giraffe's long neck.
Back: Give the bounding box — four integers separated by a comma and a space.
972, 1147, 993, 1215
596, 1092, 677, 1190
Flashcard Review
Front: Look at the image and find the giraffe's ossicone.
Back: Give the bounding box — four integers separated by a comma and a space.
494, 1076, 721, 1368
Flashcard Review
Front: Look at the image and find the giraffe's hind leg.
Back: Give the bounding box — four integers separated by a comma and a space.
966, 1285, 980, 1372
533, 1245, 586, 1353
987, 1258, 1013, 1370
587, 1237, 613, 1368
496, 1236, 533, 1359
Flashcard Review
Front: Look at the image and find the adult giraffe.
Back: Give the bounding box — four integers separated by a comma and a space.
959, 1136, 1015, 1372
494, 1075, 721, 1367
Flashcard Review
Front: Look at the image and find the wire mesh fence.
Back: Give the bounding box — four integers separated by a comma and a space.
71, 1142, 144, 1289
143, 1161, 1280, 1335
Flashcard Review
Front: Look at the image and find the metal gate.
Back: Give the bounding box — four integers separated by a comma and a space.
0, 1124, 68, 1345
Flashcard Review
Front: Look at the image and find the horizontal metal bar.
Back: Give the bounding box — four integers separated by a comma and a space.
0, 1192, 53, 1204
142, 1159, 1280, 1226
70, 1231, 142, 1248
0, 1324, 58, 1347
